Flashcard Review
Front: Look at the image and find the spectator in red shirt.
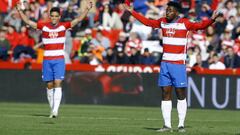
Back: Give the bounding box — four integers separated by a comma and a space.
12, 25, 36, 61
6, 25, 20, 49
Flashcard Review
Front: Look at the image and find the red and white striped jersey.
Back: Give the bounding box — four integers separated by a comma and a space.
132, 11, 214, 64
37, 21, 71, 60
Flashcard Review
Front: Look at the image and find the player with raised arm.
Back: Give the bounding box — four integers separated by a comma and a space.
123, 1, 220, 132
16, 1, 93, 118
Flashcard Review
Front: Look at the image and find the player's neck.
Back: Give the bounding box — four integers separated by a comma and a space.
167, 16, 180, 23
51, 22, 59, 27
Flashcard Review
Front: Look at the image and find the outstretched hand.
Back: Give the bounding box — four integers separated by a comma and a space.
122, 3, 133, 12
86, 0, 93, 10
211, 10, 221, 21
15, 3, 22, 11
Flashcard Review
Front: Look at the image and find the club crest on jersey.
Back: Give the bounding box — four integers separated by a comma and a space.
49, 32, 58, 38
166, 28, 176, 37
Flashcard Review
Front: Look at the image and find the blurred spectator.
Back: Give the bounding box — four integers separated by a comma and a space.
12, 26, 36, 61
129, 47, 141, 64
227, 16, 239, 31
147, 28, 161, 40
78, 29, 93, 59
125, 32, 142, 56
80, 44, 103, 65
193, 54, 209, 68
30, 2, 41, 21
191, 31, 209, 61
6, 25, 20, 50
197, 3, 213, 20
4, 10, 22, 32
114, 31, 127, 53
224, 47, 240, 68
187, 47, 197, 67
120, 9, 132, 31
206, 50, 217, 65
0, 28, 11, 61
234, 36, 240, 56
178, 0, 195, 15
206, 26, 220, 52
140, 48, 154, 65
101, 2, 123, 30
215, 14, 227, 36
221, 0, 237, 19
24, 9, 37, 22
105, 47, 115, 64
209, 53, 226, 69
91, 30, 110, 57
124, 15, 134, 33
90, 44, 105, 62
232, 22, 240, 39
219, 29, 235, 56
115, 47, 129, 64
38, 11, 50, 24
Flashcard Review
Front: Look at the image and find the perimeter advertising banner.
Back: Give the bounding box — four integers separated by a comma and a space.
0, 70, 239, 110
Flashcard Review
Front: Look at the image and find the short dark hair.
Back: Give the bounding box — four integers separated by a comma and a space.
50, 7, 60, 15
167, 1, 182, 13
148, 0, 154, 2
144, 48, 149, 52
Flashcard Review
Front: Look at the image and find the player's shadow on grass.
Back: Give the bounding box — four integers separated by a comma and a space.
41, 121, 55, 125
143, 126, 192, 131
143, 127, 160, 131
31, 114, 49, 117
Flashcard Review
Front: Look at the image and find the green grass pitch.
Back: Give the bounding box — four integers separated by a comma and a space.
0, 103, 239, 135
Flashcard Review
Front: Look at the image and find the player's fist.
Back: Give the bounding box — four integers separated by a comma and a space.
87, 0, 93, 10
211, 10, 221, 21
125, 0, 133, 6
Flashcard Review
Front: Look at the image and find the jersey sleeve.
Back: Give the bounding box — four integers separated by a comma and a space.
131, 10, 162, 28
37, 21, 44, 30
63, 21, 71, 29
184, 18, 214, 31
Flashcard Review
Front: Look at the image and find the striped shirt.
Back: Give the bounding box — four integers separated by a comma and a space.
37, 21, 71, 60
132, 11, 214, 64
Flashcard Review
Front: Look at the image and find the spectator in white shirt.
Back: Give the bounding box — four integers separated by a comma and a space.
209, 53, 226, 70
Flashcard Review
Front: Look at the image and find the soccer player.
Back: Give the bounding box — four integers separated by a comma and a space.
123, 1, 220, 132
16, 1, 93, 118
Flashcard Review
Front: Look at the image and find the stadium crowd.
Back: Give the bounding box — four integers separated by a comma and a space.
0, 0, 240, 69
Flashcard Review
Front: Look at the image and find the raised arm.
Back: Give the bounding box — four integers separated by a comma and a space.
71, 1, 93, 28
185, 10, 220, 31
122, 4, 161, 28
16, 3, 37, 29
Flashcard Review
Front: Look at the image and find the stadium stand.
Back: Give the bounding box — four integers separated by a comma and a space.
0, 0, 240, 71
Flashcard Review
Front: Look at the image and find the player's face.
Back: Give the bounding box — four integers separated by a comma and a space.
166, 6, 178, 21
50, 12, 61, 25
